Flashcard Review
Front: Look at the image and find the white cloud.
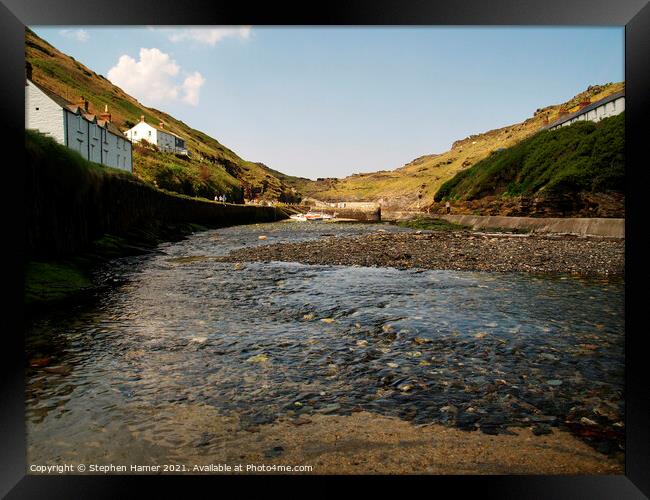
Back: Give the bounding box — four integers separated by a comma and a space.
181, 72, 206, 106
166, 27, 252, 46
107, 48, 205, 106
59, 29, 89, 42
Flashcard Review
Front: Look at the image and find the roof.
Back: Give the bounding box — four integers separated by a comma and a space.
154, 126, 183, 140
28, 78, 129, 141
97, 119, 126, 137
546, 90, 625, 129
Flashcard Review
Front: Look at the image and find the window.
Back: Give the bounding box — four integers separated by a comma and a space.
134, 131, 137, 136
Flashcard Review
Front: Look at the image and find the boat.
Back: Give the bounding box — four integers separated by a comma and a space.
289, 211, 335, 222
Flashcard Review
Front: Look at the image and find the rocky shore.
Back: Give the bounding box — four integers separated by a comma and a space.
218, 230, 624, 277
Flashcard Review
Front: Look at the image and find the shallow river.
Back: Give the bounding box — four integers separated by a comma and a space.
26, 222, 625, 464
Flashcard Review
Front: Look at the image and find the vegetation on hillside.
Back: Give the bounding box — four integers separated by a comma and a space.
26, 128, 134, 189
434, 112, 624, 202
26, 28, 300, 202
132, 144, 243, 201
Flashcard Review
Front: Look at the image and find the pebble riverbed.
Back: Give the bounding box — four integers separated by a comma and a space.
25, 222, 625, 467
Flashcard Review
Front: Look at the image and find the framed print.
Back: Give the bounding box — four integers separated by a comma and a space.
1, 0, 648, 497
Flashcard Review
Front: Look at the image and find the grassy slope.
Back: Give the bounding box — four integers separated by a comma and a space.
290, 83, 624, 207
26, 28, 299, 202
434, 112, 624, 202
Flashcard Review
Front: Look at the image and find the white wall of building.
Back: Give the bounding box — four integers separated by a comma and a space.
124, 121, 158, 146
102, 128, 132, 171
88, 122, 102, 164
157, 130, 176, 152
25, 81, 65, 144
124, 120, 186, 154
64, 110, 89, 158
26, 80, 132, 173
553, 97, 625, 130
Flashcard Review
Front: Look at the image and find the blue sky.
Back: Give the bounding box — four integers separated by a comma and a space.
31, 26, 624, 179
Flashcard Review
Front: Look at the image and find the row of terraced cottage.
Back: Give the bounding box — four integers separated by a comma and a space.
25, 66, 188, 173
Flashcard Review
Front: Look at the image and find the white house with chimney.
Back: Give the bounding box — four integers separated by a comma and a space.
546, 90, 625, 130
124, 116, 188, 155
25, 78, 133, 172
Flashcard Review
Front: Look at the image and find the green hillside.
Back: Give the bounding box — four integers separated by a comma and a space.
434, 113, 624, 202
25, 28, 300, 203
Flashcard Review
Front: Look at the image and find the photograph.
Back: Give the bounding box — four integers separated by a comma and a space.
19, 24, 631, 477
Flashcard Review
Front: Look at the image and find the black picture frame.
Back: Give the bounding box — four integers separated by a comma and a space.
1, 0, 648, 497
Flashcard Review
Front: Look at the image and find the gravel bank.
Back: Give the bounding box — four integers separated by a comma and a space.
219, 230, 624, 276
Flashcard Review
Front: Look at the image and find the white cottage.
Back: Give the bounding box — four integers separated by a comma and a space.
124, 116, 188, 155
547, 90, 625, 130
25, 78, 133, 172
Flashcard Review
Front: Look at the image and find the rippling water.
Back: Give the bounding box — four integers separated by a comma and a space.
26, 222, 625, 464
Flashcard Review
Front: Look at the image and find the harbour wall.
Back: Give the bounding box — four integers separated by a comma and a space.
440, 215, 625, 238
316, 206, 382, 222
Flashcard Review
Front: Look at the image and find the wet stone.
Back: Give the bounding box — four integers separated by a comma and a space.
195, 432, 215, 447
532, 424, 552, 436
457, 412, 481, 429
263, 446, 284, 458
316, 403, 341, 414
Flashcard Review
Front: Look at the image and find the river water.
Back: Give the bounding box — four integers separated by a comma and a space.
26, 222, 625, 465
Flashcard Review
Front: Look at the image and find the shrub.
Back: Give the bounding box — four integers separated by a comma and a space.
434, 113, 624, 202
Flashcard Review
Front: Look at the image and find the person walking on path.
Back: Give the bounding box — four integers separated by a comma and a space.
445, 201, 451, 214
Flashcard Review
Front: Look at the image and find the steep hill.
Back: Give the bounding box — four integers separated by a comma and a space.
292, 82, 624, 208
435, 113, 624, 204
25, 28, 300, 203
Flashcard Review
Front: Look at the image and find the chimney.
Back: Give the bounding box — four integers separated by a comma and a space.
25, 61, 33, 82
100, 104, 111, 123
140, 115, 145, 123
77, 96, 89, 112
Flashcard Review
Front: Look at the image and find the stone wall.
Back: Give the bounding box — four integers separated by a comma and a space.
440, 215, 625, 238
25, 144, 286, 259
316, 206, 381, 222
302, 197, 381, 221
